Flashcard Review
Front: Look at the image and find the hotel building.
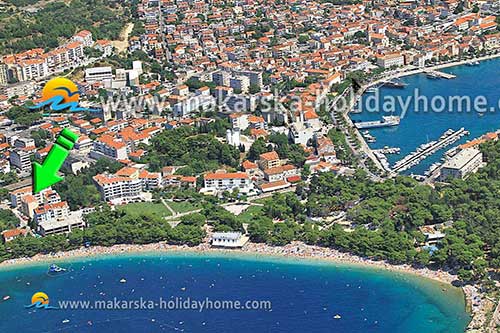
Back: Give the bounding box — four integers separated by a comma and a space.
440, 148, 483, 180
203, 172, 252, 193
376, 53, 405, 68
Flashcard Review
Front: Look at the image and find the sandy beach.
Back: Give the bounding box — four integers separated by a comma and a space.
0, 240, 455, 283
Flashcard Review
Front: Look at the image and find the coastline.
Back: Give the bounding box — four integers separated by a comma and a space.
364, 52, 500, 90
0, 240, 488, 330
0, 241, 457, 284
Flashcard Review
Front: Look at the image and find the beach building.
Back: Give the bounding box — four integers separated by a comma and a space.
439, 148, 483, 181
211, 232, 249, 248
38, 213, 86, 236
1, 228, 28, 243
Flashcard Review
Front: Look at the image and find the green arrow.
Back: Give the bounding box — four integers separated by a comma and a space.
32, 128, 79, 194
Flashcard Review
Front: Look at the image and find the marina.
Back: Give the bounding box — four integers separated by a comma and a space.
392, 128, 469, 173
351, 57, 500, 175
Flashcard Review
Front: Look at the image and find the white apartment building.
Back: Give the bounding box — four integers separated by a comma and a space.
85, 66, 113, 86
72, 30, 94, 47
16, 59, 49, 81
10, 147, 34, 173
93, 174, 143, 202
34, 201, 70, 225
229, 113, 250, 130
38, 217, 86, 236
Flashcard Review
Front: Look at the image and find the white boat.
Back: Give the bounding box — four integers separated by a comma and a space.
354, 116, 400, 129
120, 278, 127, 283
2, 296, 10, 301
333, 314, 341, 319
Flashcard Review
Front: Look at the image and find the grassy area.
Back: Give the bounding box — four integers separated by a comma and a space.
250, 197, 272, 205
117, 202, 172, 218
167, 200, 200, 213
237, 205, 264, 224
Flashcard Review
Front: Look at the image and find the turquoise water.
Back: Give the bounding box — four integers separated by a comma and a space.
352, 58, 500, 174
0, 252, 470, 332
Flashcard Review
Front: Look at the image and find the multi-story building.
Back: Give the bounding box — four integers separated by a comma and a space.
34, 201, 70, 224
440, 148, 483, 180
229, 76, 250, 93
16, 58, 49, 81
234, 70, 263, 89
212, 71, 231, 86
90, 135, 128, 161
203, 172, 251, 193
258, 151, 281, 170
0, 64, 8, 86
85, 66, 113, 85
376, 53, 405, 68
14, 137, 35, 149
10, 147, 35, 173
172, 87, 215, 117
263, 164, 299, 182
93, 174, 143, 202
72, 30, 94, 47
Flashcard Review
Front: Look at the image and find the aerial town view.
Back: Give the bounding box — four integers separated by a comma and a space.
0, 0, 499, 332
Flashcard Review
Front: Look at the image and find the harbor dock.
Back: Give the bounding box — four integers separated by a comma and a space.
392, 128, 469, 173
424, 70, 456, 79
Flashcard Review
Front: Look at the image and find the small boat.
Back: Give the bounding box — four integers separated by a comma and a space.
333, 314, 341, 319
3, 296, 10, 301
120, 278, 127, 283
49, 264, 66, 274
62, 319, 70, 324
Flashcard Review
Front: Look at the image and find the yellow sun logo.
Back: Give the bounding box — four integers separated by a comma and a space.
41, 77, 80, 104
31, 292, 50, 306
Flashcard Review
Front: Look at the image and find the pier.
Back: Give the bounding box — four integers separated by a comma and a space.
424, 70, 456, 79
373, 147, 401, 154
392, 128, 468, 173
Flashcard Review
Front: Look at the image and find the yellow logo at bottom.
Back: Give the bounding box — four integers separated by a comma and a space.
31, 292, 50, 305
26, 292, 58, 309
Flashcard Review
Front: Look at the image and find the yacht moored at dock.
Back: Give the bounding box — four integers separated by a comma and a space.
355, 116, 401, 129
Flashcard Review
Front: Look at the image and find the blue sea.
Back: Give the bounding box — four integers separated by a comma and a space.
0, 253, 470, 332
351, 58, 500, 174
